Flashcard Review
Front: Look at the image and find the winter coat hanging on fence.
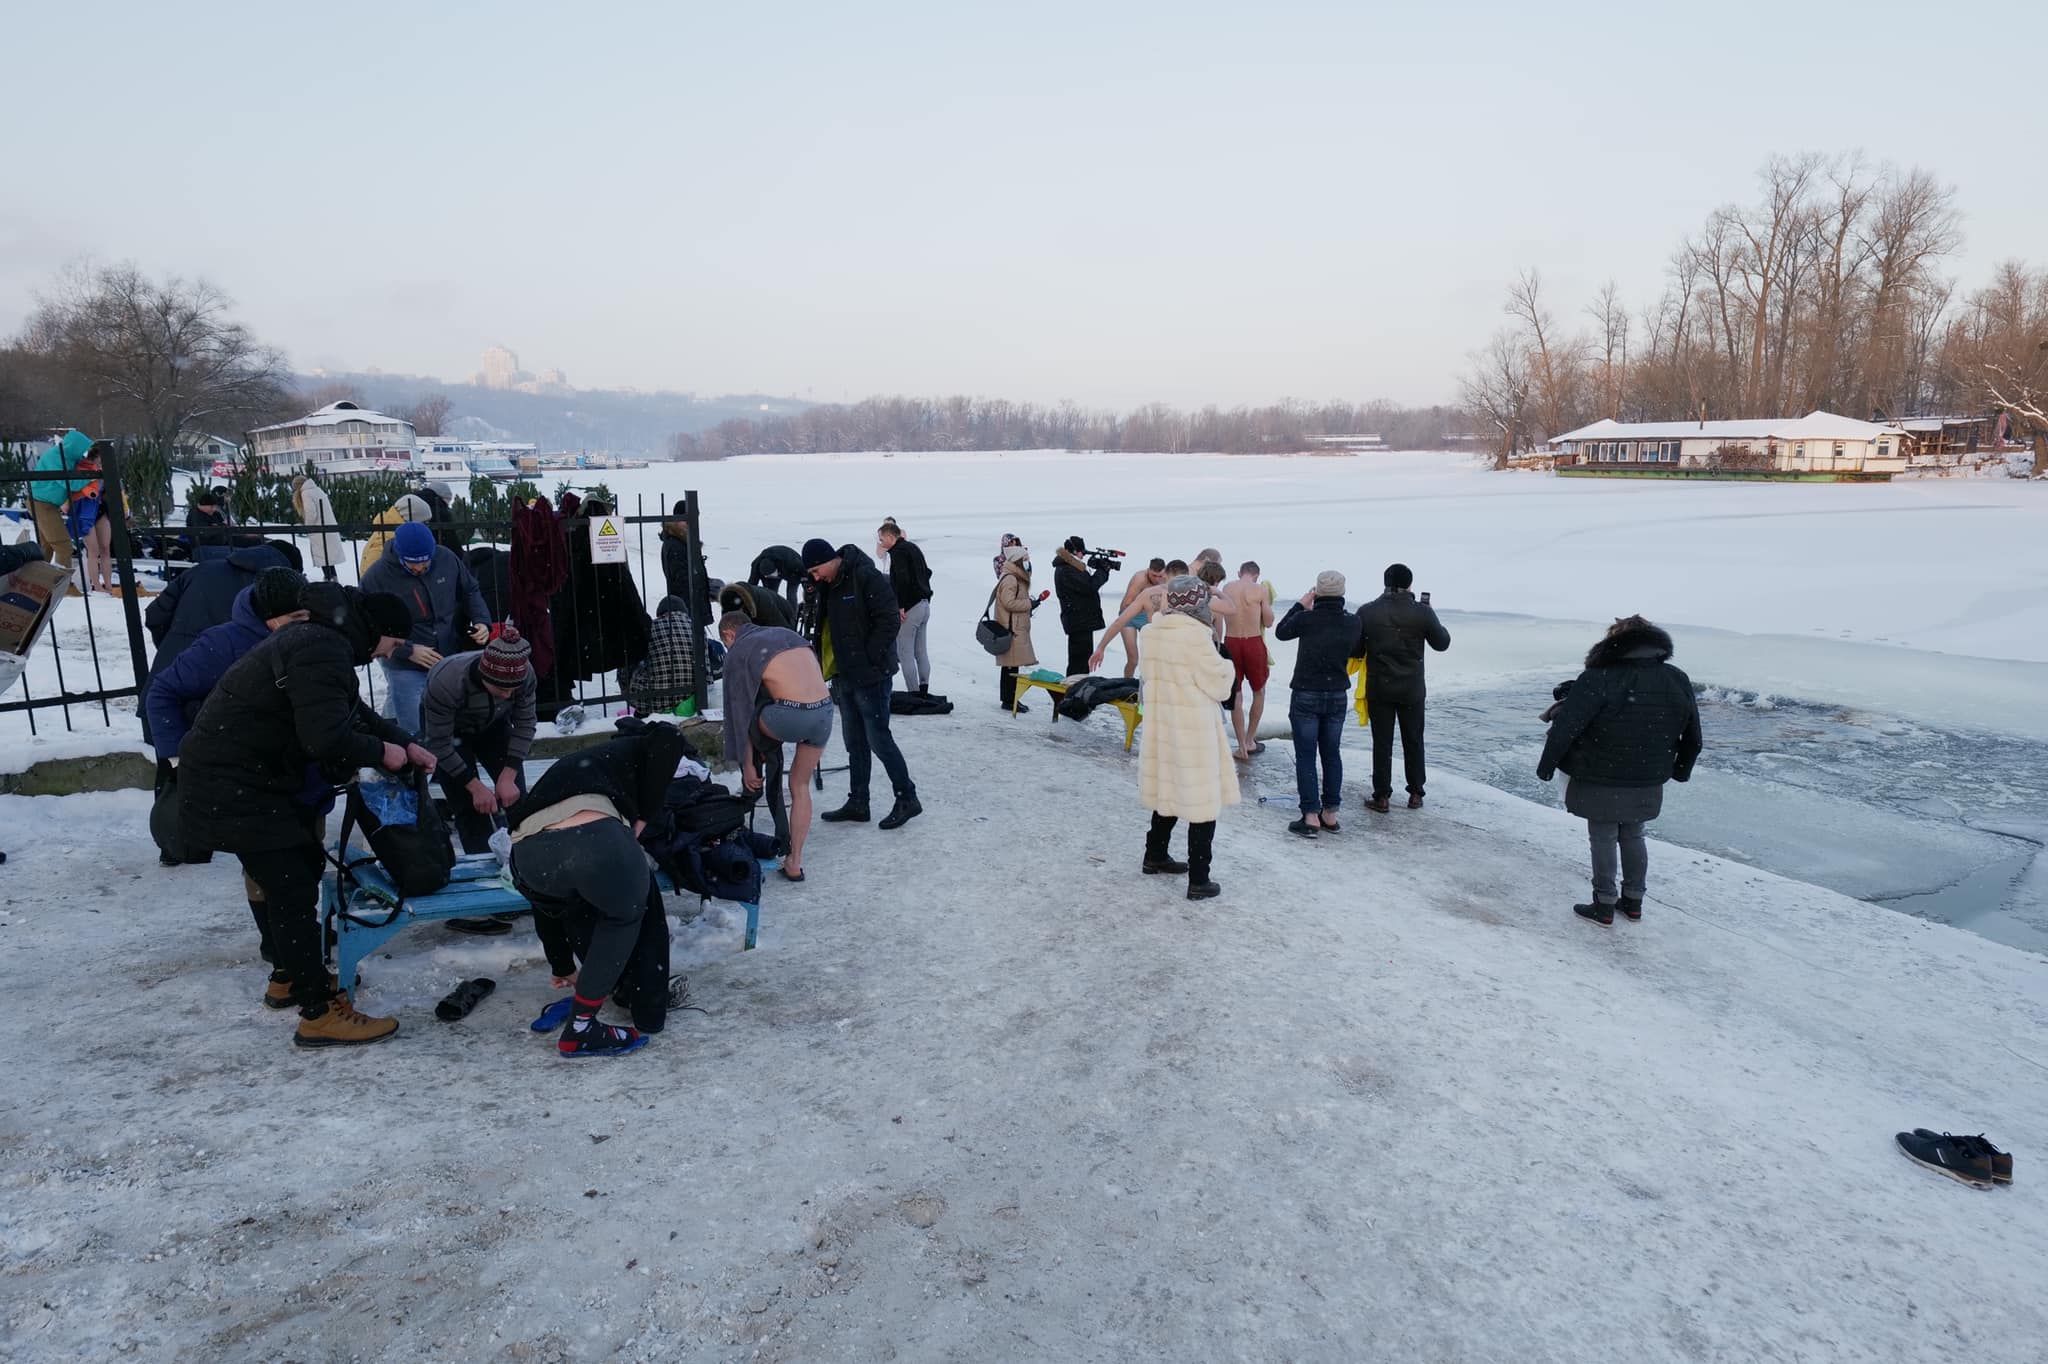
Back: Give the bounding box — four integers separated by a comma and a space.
548, 509, 650, 686
510, 498, 569, 681
291, 475, 342, 571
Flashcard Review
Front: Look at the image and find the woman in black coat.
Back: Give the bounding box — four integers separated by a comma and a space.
178, 583, 433, 1047
1537, 616, 1703, 926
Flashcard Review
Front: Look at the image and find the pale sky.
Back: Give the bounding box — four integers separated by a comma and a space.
5, 0, 2041, 408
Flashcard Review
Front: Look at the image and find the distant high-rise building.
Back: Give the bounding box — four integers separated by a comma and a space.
477, 345, 522, 390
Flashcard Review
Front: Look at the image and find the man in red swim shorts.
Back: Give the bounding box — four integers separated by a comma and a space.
1217, 561, 1274, 761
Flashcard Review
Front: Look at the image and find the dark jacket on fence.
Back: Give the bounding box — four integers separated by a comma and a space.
548, 523, 651, 685
360, 545, 492, 671
627, 597, 702, 716
1052, 548, 1111, 634
421, 651, 539, 785
1352, 588, 1451, 703
145, 543, 294, 683
1276, 597, 1357, 693
508, 725, 688, 836
660, 527, 713, 625
886, 538, 934, 608
414, 483, 463, 551
467, 546, 512, 625
510, 498, 569, 680
1537, 622, 1702, 788
177, 585, 409, 854
817, 544, 900, 689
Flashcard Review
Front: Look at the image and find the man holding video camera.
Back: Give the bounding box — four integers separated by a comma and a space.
1052, 535, 1120, 677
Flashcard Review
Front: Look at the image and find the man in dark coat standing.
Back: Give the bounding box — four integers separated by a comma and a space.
360, 520, 491, 735
1052, 536, 1112, 678
178, 584, 433, 1049
803, 538, 920, 830
1351, 562, 1451, 812
1538, 616, 1702, 926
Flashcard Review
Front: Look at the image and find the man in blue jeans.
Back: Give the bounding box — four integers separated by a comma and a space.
1273, 571, 1356, 839
360, 520, 491, 736
803, 537, 922, 831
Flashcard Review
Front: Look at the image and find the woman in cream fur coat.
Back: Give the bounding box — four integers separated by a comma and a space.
1138, 575, 1240, 900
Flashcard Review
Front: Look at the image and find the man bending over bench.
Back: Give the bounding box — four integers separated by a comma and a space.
720, 612, 832, 884
507, 723, 687, 1059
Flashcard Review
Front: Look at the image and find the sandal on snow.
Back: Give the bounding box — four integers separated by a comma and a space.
779, 866, 806, 883
529, 996, 577, 1032
558, 1017, 648, 1058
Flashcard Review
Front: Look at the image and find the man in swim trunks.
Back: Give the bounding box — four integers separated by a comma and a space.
1217, 561, 1275, 761
720, 612, 832, 881
1093, 558, 1173, 676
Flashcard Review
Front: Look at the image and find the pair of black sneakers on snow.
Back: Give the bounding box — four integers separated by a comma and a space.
1574, 897, 1642, 926
1895, 1129, 2014, 1190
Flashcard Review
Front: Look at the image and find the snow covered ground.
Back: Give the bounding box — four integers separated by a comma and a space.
2, 452, 2046, 1359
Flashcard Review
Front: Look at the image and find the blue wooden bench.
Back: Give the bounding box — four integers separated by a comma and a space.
320, 849, 764, 993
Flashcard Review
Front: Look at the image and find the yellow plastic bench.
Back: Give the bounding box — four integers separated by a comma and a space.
1012, 670, 1143, 752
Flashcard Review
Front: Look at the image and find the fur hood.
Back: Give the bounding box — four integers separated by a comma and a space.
1054, 546, 1088, 572
1586, 621, 1675, 669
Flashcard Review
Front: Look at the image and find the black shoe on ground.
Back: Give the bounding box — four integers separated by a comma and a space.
447, 916, 513, 936
821, 802, 871, 824
1618, 896, 1643, 921
1574, 901, 1615, 926
159, 851, 182, 868
1910, 1129, 2012, 1185
1896, 1130, 2000, 1188
1286, 819, 1319, 839
1005, 701, 1031, 715
1407, 793, 1424, 809
878, 796, 923, 830
1367, 796, 1391, 814
1186, 879, 1222, 901
1142, 856, 1189, 875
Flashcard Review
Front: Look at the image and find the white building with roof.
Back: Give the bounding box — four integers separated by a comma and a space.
1550, 411, 1907, 475
246, 401, 419, 478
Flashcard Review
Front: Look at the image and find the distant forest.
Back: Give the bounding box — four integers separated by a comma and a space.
668, 397, 1473, 459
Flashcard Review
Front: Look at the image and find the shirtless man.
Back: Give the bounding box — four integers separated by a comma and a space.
1092, 558, 1175, 675
1216, 561, 1275, 760
719, 612, 832, 882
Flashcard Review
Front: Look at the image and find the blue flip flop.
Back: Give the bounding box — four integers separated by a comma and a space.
529, 996, 576, 1032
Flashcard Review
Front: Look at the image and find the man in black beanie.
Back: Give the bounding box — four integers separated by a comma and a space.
802, 537, 920, 830
1351, 562, 1451, 812
179, 585, 434, 1050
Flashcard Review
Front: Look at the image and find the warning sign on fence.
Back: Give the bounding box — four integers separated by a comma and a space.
590, 517, 626, 565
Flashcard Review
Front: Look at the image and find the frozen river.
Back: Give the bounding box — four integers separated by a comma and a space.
17, 450, 2047, 950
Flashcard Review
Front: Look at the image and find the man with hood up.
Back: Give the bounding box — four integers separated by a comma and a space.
29, 429, 95, 577
178, 583, 434, 1050
802, 537, 920, 830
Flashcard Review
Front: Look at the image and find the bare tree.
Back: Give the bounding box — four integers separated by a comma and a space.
405, 393, 454, 436
1732, 153, 1823, 414
1505, 269, 1586, 440
1943, 261, 2048, 473
1586, 280, 1629, 420
1856, 168, 1962, 417
1460, 330, 1531, 467
24, 262, 290, 451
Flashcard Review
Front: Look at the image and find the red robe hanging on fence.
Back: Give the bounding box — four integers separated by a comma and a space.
510, 497, 569, 680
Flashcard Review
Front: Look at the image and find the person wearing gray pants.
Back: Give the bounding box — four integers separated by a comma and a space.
878, 519, 934, 694
897, 598, 932, 692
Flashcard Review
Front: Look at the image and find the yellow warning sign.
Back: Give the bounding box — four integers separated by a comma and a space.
590, 516, 626, 564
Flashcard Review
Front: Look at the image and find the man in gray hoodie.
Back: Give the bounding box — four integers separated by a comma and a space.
421, 627, 538, 853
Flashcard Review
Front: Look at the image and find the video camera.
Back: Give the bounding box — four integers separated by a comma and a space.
1082, 546, 1126, 574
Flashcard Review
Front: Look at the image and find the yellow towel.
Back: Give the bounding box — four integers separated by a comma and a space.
1347, 657, 1370, 727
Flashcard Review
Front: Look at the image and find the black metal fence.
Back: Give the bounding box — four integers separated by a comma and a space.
3, 448, 712, 737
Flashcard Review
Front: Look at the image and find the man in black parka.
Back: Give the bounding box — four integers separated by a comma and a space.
802, 538, 920, 830
1351, 562, 1451, 811
178, 583, 435, 1050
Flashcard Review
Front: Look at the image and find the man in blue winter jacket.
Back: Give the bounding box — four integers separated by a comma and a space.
359, 519, 490, 735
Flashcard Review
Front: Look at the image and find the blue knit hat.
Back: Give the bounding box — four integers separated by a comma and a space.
394, 520, 435, 564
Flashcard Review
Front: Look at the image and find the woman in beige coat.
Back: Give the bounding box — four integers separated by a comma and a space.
994, 542, 1040, 712
1139, 575, 1240, 900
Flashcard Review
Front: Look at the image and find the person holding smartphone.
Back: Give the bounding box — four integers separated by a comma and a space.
1351, 563, 1451, 812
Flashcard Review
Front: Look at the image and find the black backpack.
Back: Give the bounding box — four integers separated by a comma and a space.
341, 769, 456, 897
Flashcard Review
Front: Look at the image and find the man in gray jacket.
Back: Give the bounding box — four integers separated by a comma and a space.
421, 628, 537, 854
360, 520, 491, 734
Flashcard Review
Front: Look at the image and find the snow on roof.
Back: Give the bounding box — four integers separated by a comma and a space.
1551, 411, 1893, 444
249, 400, 415, 434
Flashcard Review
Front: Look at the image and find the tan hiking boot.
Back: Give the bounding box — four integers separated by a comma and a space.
293, 995, 398, 1049
263, 972, 344, 1011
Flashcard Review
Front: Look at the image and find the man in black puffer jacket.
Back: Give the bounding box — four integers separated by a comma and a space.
1275, 571, 1356, 837
1537, 615, 1703, 926
1052, 537, 1112, 677
179, 583, 433, 1049
145, 540, 301, 692
1351, 562, 1451, 811
802, 538, 920, 830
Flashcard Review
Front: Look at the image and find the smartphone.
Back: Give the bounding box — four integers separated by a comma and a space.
1420, 591, 1431, 605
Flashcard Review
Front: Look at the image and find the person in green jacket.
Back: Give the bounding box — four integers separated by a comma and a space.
30, 429, 95, 578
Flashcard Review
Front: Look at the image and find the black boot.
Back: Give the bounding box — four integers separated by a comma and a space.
879, 795, 923, 830
1186, 821, 1220, 900
1574, 901, 1614, 926
249, 899, 276, 965
917, 684, 930, 697
821, 801, 871, 824
1144, 813, 1184, 874
1618, 896, 1643, 921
